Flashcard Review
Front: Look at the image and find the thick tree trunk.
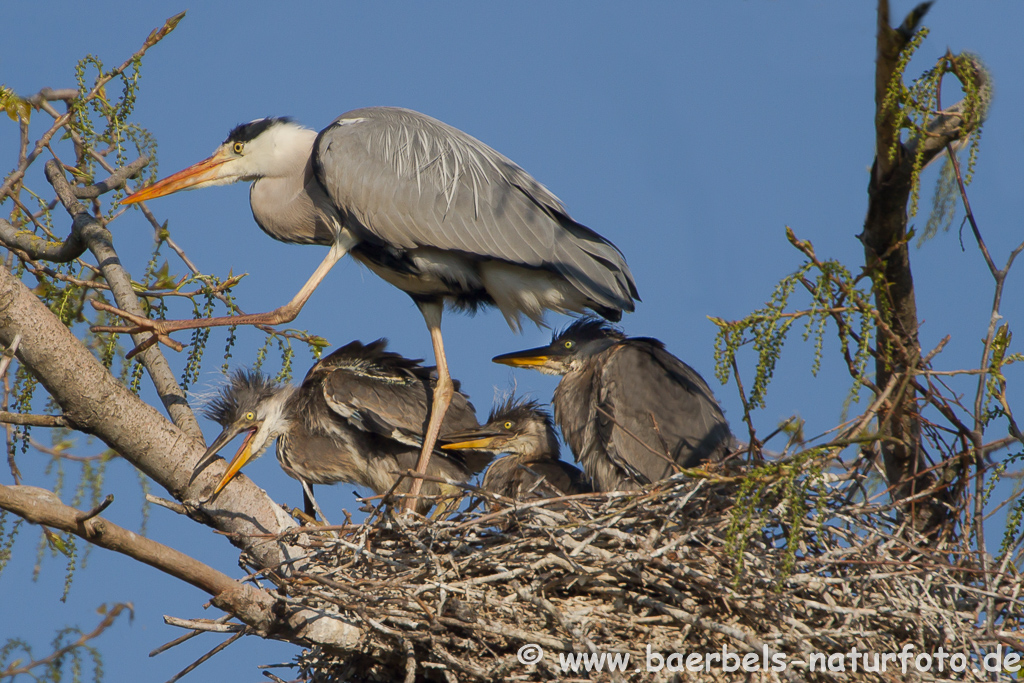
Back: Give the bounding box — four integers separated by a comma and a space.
863, 0, 984, 535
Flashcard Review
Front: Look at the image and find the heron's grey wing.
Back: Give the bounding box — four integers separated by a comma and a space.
321, 367, 478, 448
315, 107, 637, 311
599, 341, 730, 483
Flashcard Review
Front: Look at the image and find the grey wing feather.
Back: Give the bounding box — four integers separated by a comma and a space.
315, 107, 637, 311
593, 384, 655, 486
322, 367, 478, 448
554, 360, 648, 489
525, 460, 592, 496
599, 341, 730, 483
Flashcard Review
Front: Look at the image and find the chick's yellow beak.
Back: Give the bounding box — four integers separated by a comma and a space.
491, 348, 551, 368
441, 436, 498, 451
212, 428, 257, 495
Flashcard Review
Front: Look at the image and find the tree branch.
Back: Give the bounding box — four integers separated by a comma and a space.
73, 155, 150, 199
859, 0, 986, 536
0, 262, 285, 550
0, 264, 362, 648
0, 484, 277, 626
43, 159, 200, 438
0, 215, 87, 262
0, 410, 70, 428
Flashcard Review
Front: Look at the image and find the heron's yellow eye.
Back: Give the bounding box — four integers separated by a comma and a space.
564, 340, 574, 349
233, 142, 244, 154
503, 421, 513, 430
244, 411, 256, 422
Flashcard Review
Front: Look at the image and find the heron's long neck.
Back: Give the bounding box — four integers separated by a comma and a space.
249, 131, 337, 246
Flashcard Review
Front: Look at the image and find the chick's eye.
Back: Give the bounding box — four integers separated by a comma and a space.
564, 340, 574, 349
244, 411, 256, 421
232, 142, 244, 154
503, 421, 513, 430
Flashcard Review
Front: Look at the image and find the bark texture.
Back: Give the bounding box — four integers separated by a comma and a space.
864, 0, 986, 534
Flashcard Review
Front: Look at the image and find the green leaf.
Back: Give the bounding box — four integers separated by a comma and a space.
43, 529, 73, 558
0, 85, 32, 123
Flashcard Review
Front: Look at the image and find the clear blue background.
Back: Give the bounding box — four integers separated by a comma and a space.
2, 3, 1022, 680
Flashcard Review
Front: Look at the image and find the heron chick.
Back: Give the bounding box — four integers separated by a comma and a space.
441, 396, 590, 502
494, 319, 732, 491
201, 339, 489, 516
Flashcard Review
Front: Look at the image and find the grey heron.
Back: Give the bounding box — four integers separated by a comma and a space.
493, 319, 731, 491
200, 339, 489, 516
121, 107, 638, 508
441, 395, 591, 503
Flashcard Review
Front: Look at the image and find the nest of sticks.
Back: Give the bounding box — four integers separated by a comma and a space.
251, 466, 1020, 683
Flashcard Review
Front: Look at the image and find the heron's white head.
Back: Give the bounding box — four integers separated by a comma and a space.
121, 118, 317, 204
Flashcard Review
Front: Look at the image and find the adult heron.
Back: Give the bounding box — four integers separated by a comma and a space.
121, 107, 638, 508
493, 319, 731, 491
201, 339, 489, 516
441, 396, 591, 503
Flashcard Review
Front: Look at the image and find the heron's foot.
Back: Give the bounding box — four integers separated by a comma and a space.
289, 507, 327, 526
429, 484, 464, 520
89, 300, 185, 358
89, 299, 296, 360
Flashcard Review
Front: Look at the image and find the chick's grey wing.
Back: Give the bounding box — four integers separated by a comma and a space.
601, 342, 730, 478
521, 461, 587, 497
314, 107, 636, 310
322, 367, 431, 447
443, 389, 480, 433
644, 342, 732, 463
557, 460, 593, 494
322, 366, 478, 448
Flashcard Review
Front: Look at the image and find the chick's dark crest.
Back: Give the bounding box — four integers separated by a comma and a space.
203, 369, 282, 427
485, 394, 555, 433
552, 317, 626, 348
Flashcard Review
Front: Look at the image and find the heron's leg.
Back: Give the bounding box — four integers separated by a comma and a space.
303, 483, 317, 519
91, 237, 355, 354
300, 480, 330, 526
403, 301, 454, 512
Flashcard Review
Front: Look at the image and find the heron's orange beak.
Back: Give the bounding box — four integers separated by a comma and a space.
212, 428, 258, 495
121, 153, 231, 205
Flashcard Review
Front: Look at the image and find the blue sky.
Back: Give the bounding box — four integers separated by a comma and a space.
2, 3, 1023, 680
